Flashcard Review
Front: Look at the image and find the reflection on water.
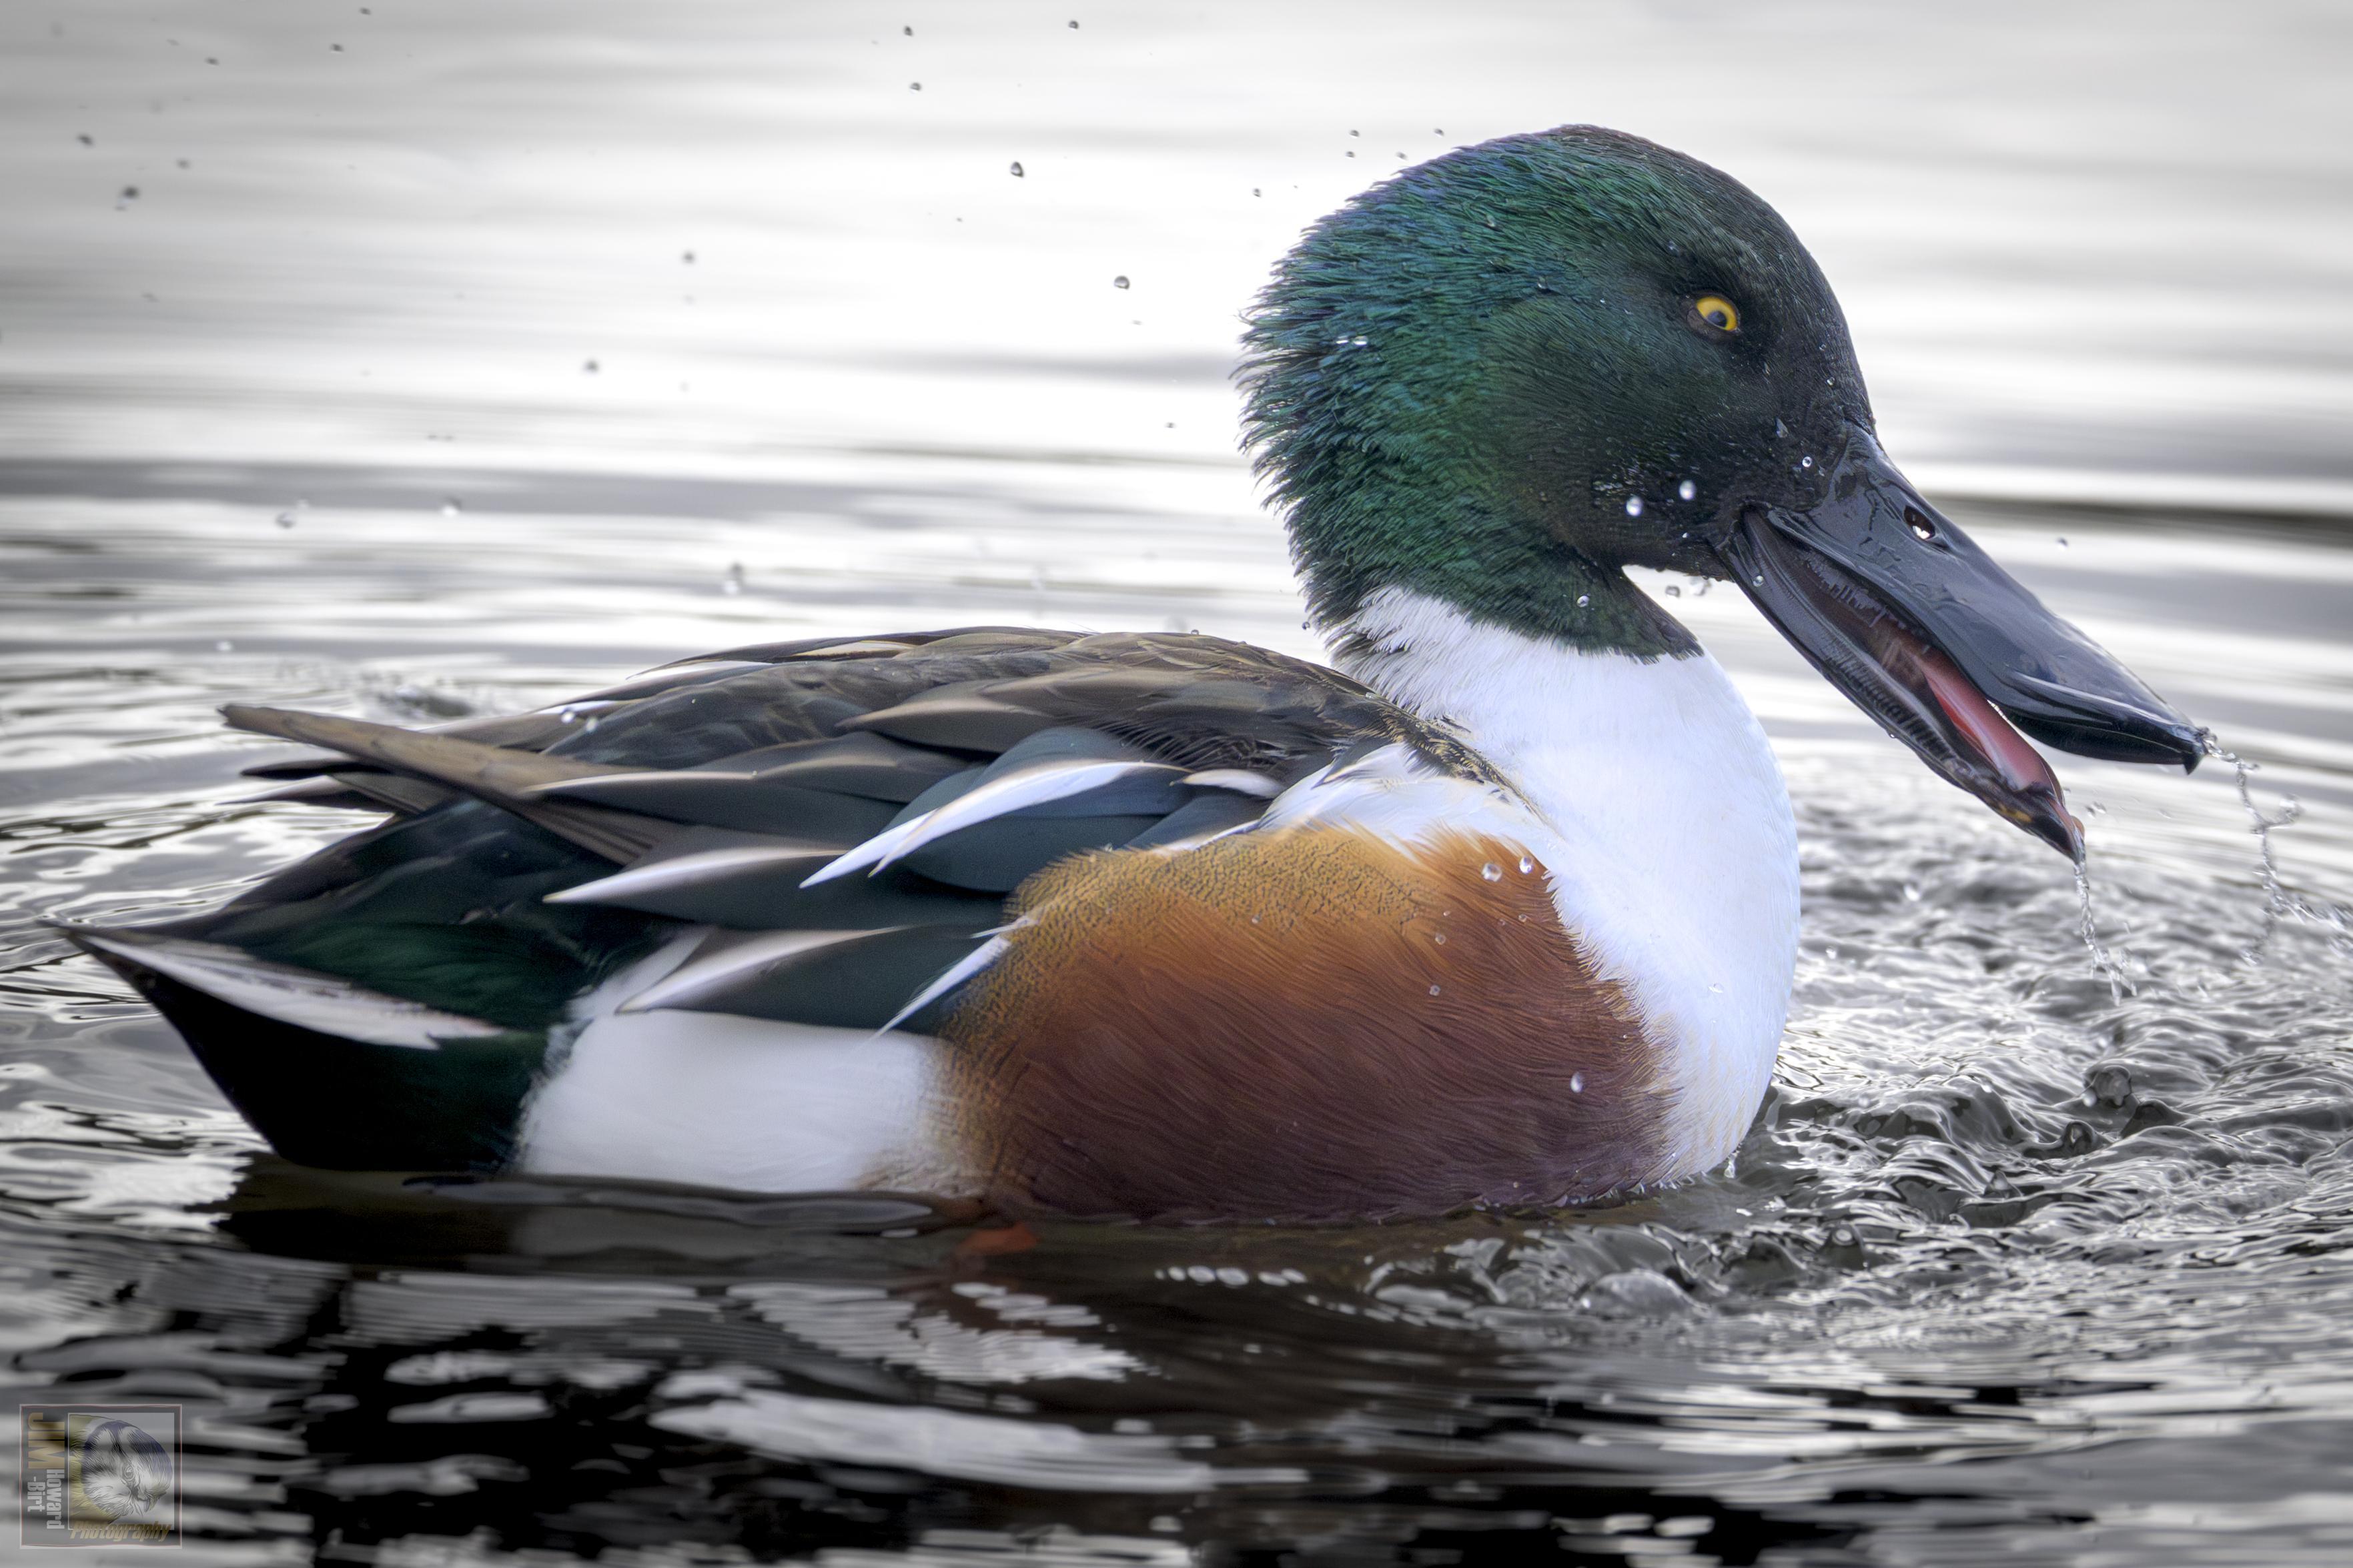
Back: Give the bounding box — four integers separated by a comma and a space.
6, 3, 2353, 1564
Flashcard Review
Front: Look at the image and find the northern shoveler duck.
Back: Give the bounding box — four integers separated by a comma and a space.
66, 127, 2202, 1223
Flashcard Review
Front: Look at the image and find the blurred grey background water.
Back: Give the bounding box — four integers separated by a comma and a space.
4, 3, 2353, 1565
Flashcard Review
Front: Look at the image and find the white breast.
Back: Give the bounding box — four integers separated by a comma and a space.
1336, 586, 1799, 1178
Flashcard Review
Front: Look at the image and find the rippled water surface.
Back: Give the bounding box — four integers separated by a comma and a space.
6, 3, 2353, 1563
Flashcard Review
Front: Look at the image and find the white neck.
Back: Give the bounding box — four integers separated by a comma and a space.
1332, 585, 1799, 1172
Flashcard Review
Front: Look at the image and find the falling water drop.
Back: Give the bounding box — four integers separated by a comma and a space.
1569, 1072, 1584, 1094
1428, 984, 1442, 996
2213, 738, 2350, 952
1112, 275, 1129, 289
1481, 862, 1502, 882
1518, 856, 1534, 874
721, 562, 745, 596
1576, 594, 1590, 608
1624, 496, 1644, 517
1678, 480, 1697, 501
2073, 856, 2134, 1004
1008, 161, 1024, 177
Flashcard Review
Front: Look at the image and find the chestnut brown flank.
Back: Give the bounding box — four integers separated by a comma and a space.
942, 828, 1672, 1221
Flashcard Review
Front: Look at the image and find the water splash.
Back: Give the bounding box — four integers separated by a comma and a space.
2210, 738, 2352, 957
2073, 854, 2134, 1004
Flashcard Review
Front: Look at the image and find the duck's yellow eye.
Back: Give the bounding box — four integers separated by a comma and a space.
1692, 294, 1741, 333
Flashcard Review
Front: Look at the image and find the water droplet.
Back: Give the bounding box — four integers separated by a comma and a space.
119, 185, 139, 201
1350, 335, 1368, 347
1800, 454, 1815, 469
1908, 509, 1937, 542
909, 81, 921, 90
1481, 862, 1502, 882
1902, 882, 1921, 902
1068, 18, 1079, 27
903, 24, 913, 34
1825, 946, 1838, 960
721, 562, 745, 596
439, 496, 463, 516
681, 250, 694, 264
214, 639, 233, 652
1348, 129, 1359, 137
1753, 574, 1765, 588
1112, 275, 1129, 289
582, 357, 599, 373
274, 510, 298, 528
1624, 495, 1644, 517
1576, 593, 1590, 608
1664, 584, 1680, 597
1830, 1224, 1857, 1247
2073, 858, 2136, 1004
1773, 418, 1787, 438
2056, 536, 2069, 547
1678, 479, 1697, 501
1432, 931, 1446, 944
1428, 984, 1442, 996
1008, 160, 1023, 177
1569, 1071, 1584, 1093
1518, 856, 1534, 874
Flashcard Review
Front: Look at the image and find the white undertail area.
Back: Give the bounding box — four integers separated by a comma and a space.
1335, 586, 1799, 1175
516, 937, 974, 1195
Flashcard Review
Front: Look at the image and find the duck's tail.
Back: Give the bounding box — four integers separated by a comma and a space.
60, 924, 548, 1171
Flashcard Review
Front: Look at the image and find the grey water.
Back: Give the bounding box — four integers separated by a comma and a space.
5, 3, 2353, 1563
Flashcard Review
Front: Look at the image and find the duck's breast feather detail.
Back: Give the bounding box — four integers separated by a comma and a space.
943, 826, 1673, 1222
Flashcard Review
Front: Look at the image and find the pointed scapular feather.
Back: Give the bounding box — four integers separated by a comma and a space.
524, 771, 901, 840
330, 772, 456, 815
618, 924, 993, 1030
546, 827, 1000, 927
236, 705, 620, 782
220, 705, 672, 862
893, 812, 1163, 893
658, 626, 1059, 670
1180, 768, 1286, 798
839, 687, 1058, 753
576, 660, 772, 701
1125, 790, 1266, 850
544, 834, 842, 910
711, 731, 967, 802
65, 927, 506, 1050
804, 758, 1184, 887
878, 930, 1012, 1033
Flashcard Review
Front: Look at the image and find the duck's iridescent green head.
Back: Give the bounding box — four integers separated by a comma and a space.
1242, 125, 2204, 856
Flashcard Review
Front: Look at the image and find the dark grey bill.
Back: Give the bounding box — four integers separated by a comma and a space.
1716, 428, 2203, 858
